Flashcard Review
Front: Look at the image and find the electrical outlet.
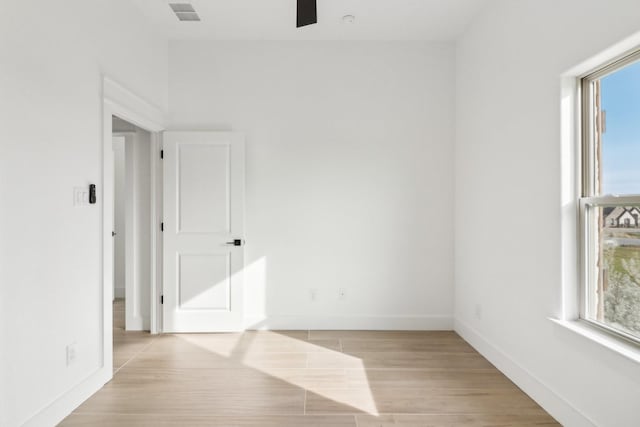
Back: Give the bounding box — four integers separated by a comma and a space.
338, 288, 346, 300
309, 289, 317, 302
474, 304, 482, 320
66, 343, 78, 366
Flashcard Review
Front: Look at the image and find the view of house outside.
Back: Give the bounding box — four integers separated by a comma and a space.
599, 207, 640, 338
595, 60, 640, 339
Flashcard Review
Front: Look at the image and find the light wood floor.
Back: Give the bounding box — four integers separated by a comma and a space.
59, 300, 559, 426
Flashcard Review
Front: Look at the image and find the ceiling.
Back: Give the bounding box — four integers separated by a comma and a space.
131, 0, 488, 41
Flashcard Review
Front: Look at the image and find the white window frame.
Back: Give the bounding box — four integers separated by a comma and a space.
579, 49, 640, 346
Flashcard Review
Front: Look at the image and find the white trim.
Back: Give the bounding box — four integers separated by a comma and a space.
22, 369, 110, 427
103, 77, 164, 336
149, 133, 162, 334
454, 319, 597, 427
560, 30, 640, 345
550, 318, 640, 365
581, 195, 640, 206
100, 103, 114, 391
104, 78, 164, 132
559, 74, 582, 322
563, 30, 640, 78
244, 315, 453, 331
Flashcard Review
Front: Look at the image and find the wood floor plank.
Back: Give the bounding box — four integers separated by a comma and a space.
356, 413, 560, 426
143, 333, 339, 354
113, 352, 136, 371
305, 388, 547, 415
340, 338, 476, 353
309, 331, 460, 340
113, 338, 156, 354
124, 349, 309, 370
60, 414, 356, 427
73, 388, 306, 416
105, 367, 343, 392
307, 351, 495, 370
59, 303, 559, 425
345, 368, 518, 390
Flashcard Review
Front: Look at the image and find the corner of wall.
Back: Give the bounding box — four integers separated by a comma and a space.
454, 318, 596, 427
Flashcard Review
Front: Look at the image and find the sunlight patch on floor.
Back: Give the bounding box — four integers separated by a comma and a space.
176, 332, 380, 416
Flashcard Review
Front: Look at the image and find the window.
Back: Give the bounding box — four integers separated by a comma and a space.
580, 51, 640, 343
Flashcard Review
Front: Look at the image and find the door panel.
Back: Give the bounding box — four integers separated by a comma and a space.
178, 144, 230, 233
178, 254, 230, 310
163, 132, 244, 332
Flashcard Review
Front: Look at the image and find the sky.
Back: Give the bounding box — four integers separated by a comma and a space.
600, 60, 640, 195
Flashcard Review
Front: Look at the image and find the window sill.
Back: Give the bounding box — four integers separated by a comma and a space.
549, 318, 640, 364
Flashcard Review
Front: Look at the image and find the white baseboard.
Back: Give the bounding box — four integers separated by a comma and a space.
113, 287, 125, 299
244, 314, 453, 330
22, 367, 110, 427
454, 319, 596, 427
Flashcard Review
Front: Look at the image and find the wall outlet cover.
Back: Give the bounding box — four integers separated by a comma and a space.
66, 343, 78, 366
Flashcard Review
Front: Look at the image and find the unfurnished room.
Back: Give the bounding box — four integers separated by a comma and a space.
1, 1, 640, 426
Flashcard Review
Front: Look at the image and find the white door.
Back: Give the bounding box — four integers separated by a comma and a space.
163, 132, 245, 332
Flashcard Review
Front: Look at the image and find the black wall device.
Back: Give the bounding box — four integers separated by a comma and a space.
297, 0, 317, 28
89, 184, 96, 204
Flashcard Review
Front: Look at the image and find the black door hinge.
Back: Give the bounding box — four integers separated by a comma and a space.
161, 295, 164, 304
161, 222, 164, 231
160, 150, 164, 159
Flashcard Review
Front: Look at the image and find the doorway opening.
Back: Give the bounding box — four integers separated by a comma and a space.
111, 115, 162, 370
112, 116, 152, 330
102, 77, 165, 380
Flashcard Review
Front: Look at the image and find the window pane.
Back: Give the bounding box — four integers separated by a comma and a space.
598, 61, 640, 195
586, 205, 640, 339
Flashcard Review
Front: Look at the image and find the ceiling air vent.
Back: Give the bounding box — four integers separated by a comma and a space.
169, 3, 201, 22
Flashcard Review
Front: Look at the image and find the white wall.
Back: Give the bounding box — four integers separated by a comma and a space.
168, 41, 456, 329
455, 1, 640, 426
113, 136, 126, 298
124, 129, 152, 331
0, 1, 167, 425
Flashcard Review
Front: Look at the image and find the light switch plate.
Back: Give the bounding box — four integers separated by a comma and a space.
73, 187, 89, 206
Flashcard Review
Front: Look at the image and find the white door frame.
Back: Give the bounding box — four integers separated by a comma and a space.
102, 77, 165, 377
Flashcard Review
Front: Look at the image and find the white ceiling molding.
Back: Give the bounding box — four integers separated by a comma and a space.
103, 77, 166, 132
